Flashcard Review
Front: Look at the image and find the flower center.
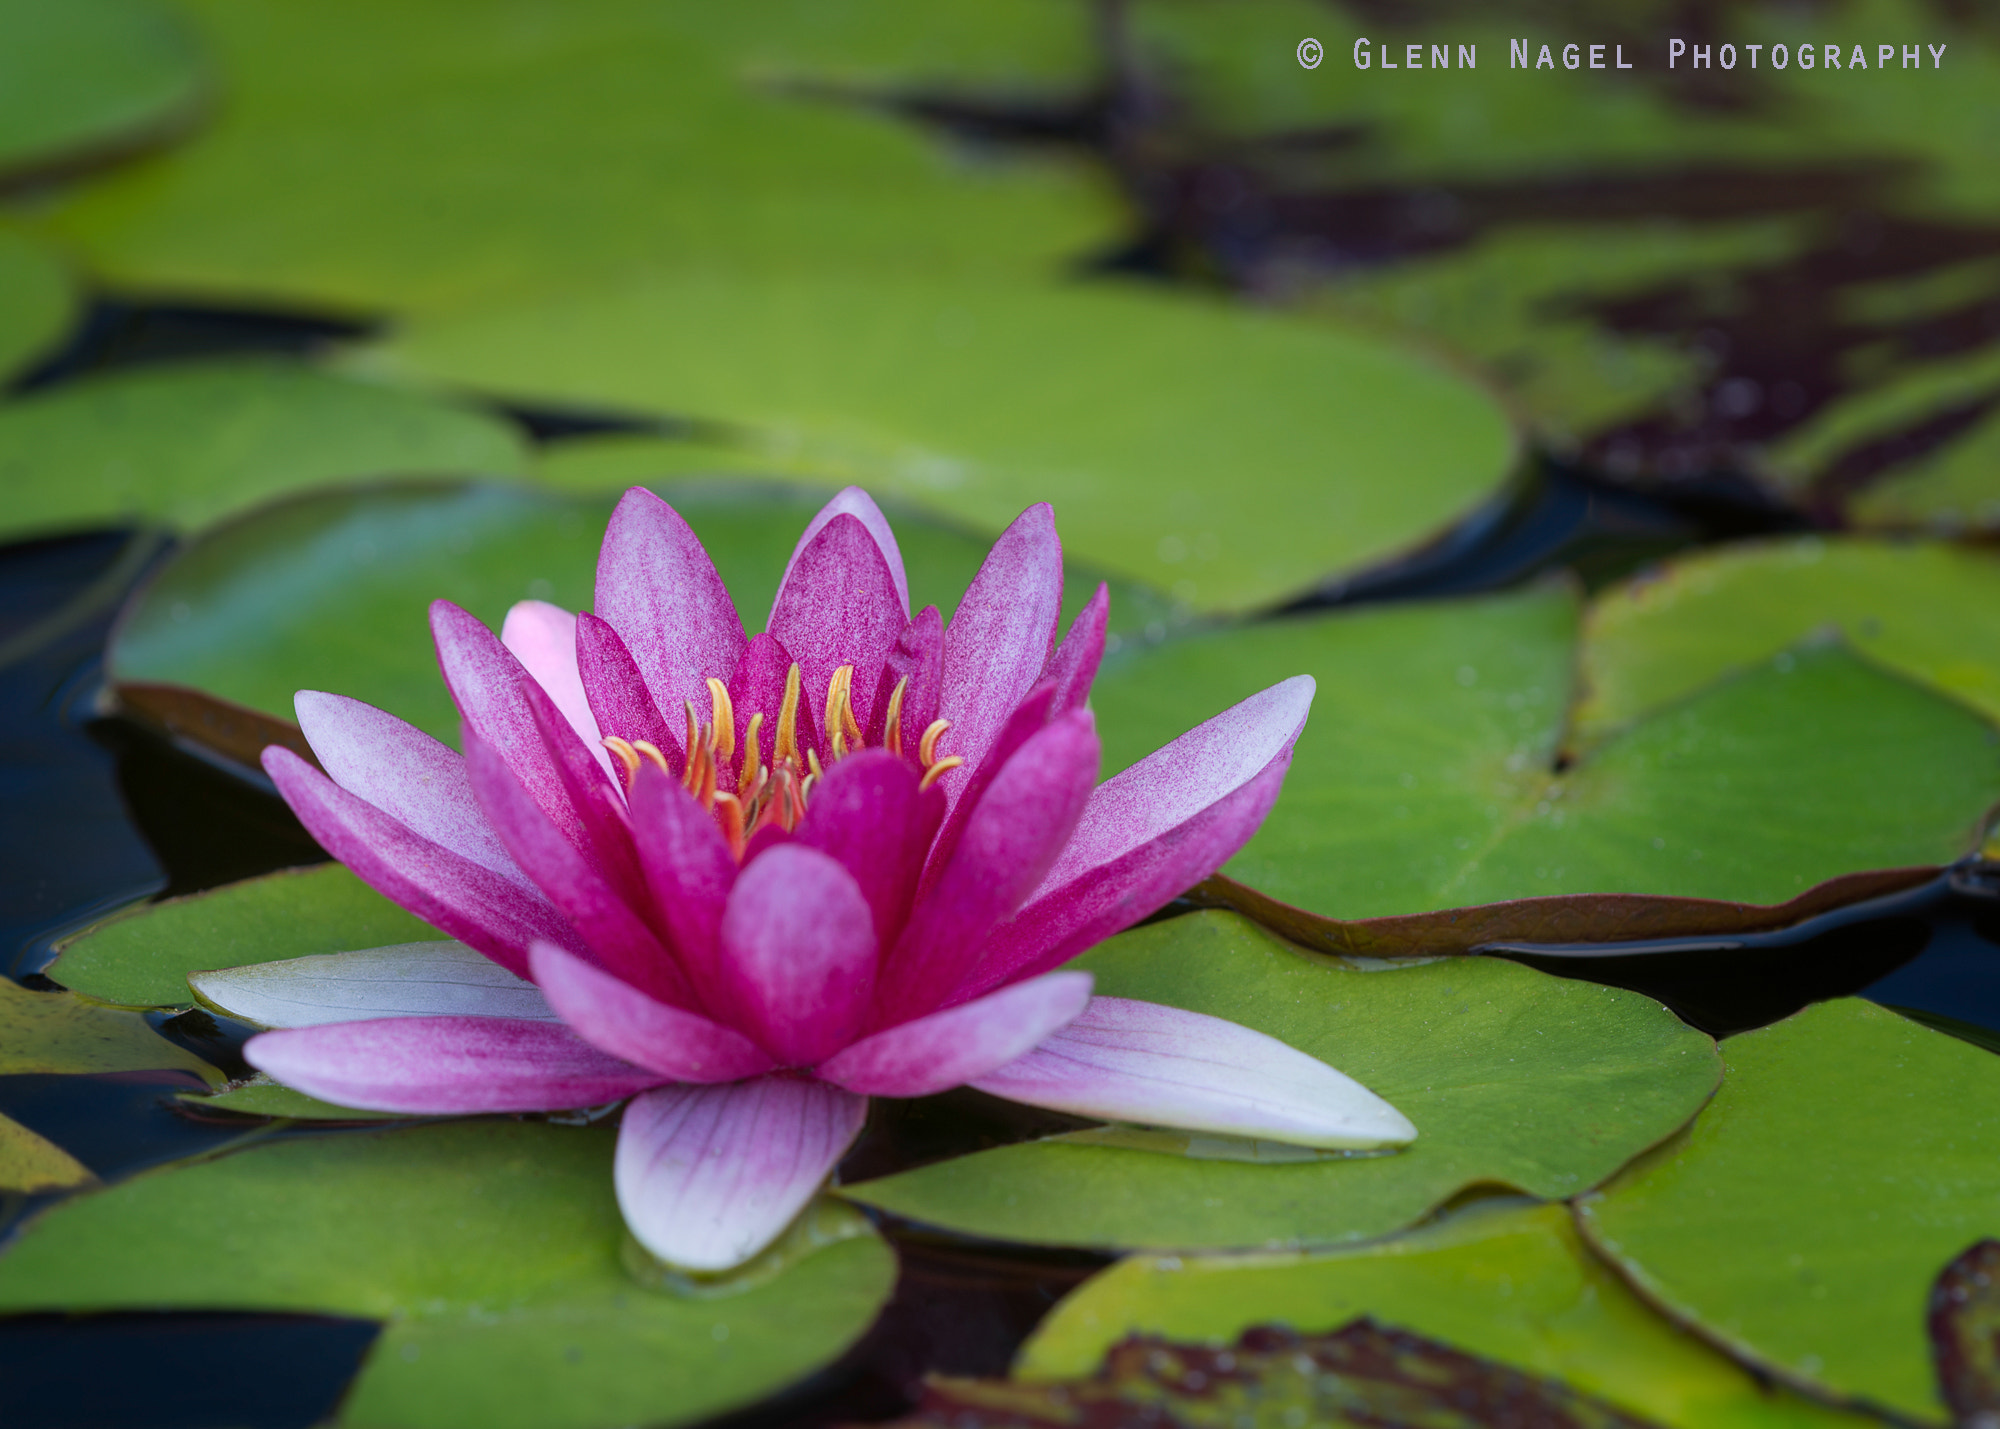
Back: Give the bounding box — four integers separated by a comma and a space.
600, 662, 961, 859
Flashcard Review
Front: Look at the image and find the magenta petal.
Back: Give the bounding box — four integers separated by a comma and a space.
594, 487, 747, 718
768, 513, 906, 738
720, 845, 878, 1065
247, 1016, 665, 1113
615, 1078, 867, 1272
971, 996, 1417, 1149
465, 734, 694, 1009
781, 486, 910, 619
817, 971, 1091, 1098
500, 599, 614, 782
876, 708, 1098, 1024
431, 599, 594, 854
964, 676, 1312, 998
935, 503, 1062, 807
728, 631, 824, 767
294, 691, 527, 889
575, 611, 680, 772
794, 749, 940, 953
626, 762, 739, 1013
1042, 583, 1108, 714
866, 604, 943, 756
520, 675, 642, 893
263, 746, 582, 978
529, 942, 775, 1083
921, 680, 1055, 892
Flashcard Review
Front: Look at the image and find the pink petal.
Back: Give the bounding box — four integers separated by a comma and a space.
781, 486, 910, 619
615, 1078, 867, 1272
263, 746, 582, 979
576, 611, 680, 774
501, 600, 614, 783
935, 503, 1063, 810
594, 487, 746, 718
920, 681, 1056, 892
816, 971, 1092, 1098
465, 733, 694, 1008
728, 631, 825, 769
964, 677, 1313, 998
794, 749, 941, 953
1042, 583, 1108, 714
866, 604, 943, 756
875, 708, 1098, 1025
246, 1016, 666, 1114
529, 942, 776, 1083
431, 599, 594, 855
768, 513, 906, 738
626, 762, 738, 1014
294, 690, 528, 889
520, 675, 644, 895
720, 844, 878, 1066
971, 996, 1416, 1149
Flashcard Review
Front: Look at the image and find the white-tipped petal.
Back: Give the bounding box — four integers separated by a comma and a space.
971, 996, 1415, 1150
191, 942, 559, 1029
614, 1079, 868, 1273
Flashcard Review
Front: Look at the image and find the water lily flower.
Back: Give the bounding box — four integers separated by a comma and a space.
200, 487, 1414, 1273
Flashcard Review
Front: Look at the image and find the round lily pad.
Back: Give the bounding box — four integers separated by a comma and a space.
49, 864, 435, 1009
0, 1119, 895, 1429
359, 270, 1519, 614
0, 0, 205, 182
0, 1112, 95, 1194
1019, 1199, 1871, 1429
841, 910, 1720, 1252
0, 359, 530, 542
1577, 998, 2000, 1425
0, 974, 217, 1081
0, 228, 76, 385
107, 476, 1166, 756
1088, 584, 2000, 940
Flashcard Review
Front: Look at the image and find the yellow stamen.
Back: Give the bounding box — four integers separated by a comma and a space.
775, 664, 802, 766
712, 791, 746, 860
919, 755, 965, 791
602, 736, 641, 788
706, 678, 736, 763
630, 740, 671, 778
918, 718, 951, 768
807, 747, 824, 780
738, 712, 765, 794
681, 700, 702, 790
883, 676, 909, 761
825, 665, 859, 760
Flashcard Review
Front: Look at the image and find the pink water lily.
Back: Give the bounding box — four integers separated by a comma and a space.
202, 487, 1413, 1272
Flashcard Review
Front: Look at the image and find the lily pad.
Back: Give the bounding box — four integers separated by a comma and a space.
0, 228, 76, 385
46, 0, 1110, 311
841, 910, 1719, 1252
1576, 538, 2000, 743
1018, 1200, 1870, 1429
1931, 1240, 2000, 1424
1088, 584, 2000, 947
0, 1119, 895, 1429
0, 1112, 95, 1193
1576, 999, 2000, 1424
182, 1076, 404, 1122
359, 271, 1518, 614
48, 864, 437, 1009
0, 0, 205, 182
0, 975, 218, 1081
0, 359, 530, 542
107, 477, 1169, 758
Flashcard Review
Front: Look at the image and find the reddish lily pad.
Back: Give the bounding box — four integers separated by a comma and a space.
0, 1120, 895, 1429
1930, 1240, 2000, 1425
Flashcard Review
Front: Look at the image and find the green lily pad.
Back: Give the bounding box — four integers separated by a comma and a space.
1089, 584, 2000, 945
0, 228, 76, 385
0, 1119, 895, 1429
1576, 999, 2000, 1424
1018, 1200, 1870, 1429
181, 1076, 406, 1122
0, 975, 218, 1082
1576, 538, 2000, 742
356, 270, 1520, 613
107, 476, 1171, 758
45, 0, 1110, 312
48, 864, 437, 1009
0, 1112, 95, 1194
0, 0, 205, 182
0, 359, 530, 542
841, 910, 1719, 1252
